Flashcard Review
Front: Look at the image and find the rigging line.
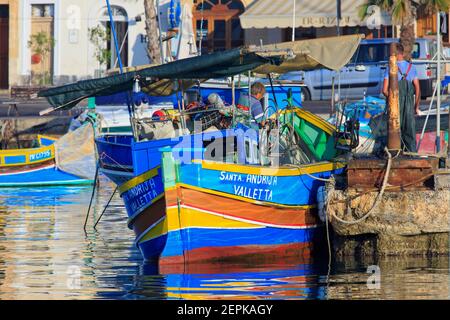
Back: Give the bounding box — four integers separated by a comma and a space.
93, 186, 118, 230
105, 0, 124, 72
285, 163, 336, 182
113, 28, 129, 70
84, 163, 100, 231
325, 188, 332, 288
99, 151, 132, 171
198, 0, 205, 56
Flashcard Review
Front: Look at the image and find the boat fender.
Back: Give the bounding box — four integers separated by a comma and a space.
317, 186, 327, 223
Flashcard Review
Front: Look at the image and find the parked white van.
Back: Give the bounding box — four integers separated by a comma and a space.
280, 38, 438, 101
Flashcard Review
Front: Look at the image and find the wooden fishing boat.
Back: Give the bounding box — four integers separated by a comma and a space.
0, 126, 96, 187
135, 107, 345, 264
38, 35, 363, 262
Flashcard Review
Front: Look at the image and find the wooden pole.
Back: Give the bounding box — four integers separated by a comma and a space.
387, 42, 401, 150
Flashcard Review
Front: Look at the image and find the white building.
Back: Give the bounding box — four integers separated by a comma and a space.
16, 0, 175, 86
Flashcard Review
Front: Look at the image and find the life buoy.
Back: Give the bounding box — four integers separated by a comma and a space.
152, 110, 168, 121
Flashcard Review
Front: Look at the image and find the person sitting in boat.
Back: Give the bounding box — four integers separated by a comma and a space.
382, 42, 421, 153
236, 82, 266, 129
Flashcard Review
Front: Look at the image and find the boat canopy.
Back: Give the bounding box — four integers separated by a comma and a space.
251, 35, 362, 74
39, 34, 363, 111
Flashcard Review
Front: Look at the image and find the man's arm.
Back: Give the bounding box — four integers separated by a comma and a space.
382, 78, 389, 98
251, 100, 265, 126
413, 78, 421, 114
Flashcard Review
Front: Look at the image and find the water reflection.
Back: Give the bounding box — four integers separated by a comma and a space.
0, 177, 448, 300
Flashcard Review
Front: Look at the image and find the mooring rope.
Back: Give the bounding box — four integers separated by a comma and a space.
327, 147, 393, 225
285, 164, 340, 183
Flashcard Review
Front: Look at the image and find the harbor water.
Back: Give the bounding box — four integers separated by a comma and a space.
0, 176, 448, 300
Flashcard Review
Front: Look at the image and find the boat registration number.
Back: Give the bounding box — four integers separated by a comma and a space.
29, 150, 52, 162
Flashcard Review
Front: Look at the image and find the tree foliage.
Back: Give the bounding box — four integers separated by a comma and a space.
89, 25, 112, 69
358, 0, 450, 60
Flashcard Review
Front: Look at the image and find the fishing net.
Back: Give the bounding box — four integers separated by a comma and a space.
54, 123, 96, 180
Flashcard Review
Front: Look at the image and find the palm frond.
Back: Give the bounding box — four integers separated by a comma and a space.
357, 0, 394, 20
420, 0, 450, 12
391, 0, 409, 23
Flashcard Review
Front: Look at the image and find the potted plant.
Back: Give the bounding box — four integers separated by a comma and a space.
28, 31, 55, 85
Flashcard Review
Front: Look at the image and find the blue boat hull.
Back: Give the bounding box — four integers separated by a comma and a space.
0, 164, 94, 187
95, 131, 236, 262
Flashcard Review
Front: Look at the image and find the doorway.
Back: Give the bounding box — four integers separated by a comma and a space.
100, 6, 129, 70
30, 4, 55, 85
0, 5, 9, 89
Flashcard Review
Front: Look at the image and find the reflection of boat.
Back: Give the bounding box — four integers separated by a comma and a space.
0, 125, 96, 187
135, 257, 327, 300
39, 35, 363, 263
0, 185, 92, 207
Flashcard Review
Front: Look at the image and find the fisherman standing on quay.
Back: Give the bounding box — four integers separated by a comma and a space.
382, 42, 421, 152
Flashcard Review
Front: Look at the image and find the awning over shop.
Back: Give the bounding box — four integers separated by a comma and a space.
240, 0, 392, 29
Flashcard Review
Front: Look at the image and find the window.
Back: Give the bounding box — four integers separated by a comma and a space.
101, 6, 127, 21
31, 4, 54, 17
357, 44, 384, 64
193, 0, 245, 53
411, 43, 420, 59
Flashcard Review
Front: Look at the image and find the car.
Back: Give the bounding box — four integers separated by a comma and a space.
279, 37, 439, 101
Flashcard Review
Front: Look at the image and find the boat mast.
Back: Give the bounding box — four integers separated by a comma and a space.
106, 0, 123, 72
292, 0, 296, 41
105, 0, 138, 140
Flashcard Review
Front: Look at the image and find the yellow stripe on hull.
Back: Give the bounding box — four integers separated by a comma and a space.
0, 145, 55, 167
193, 160, 345, 177
137, 206, 260, 245
119, 166, 160, 194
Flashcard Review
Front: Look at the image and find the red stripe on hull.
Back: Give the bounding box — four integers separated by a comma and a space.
130, 197, 166, 238
159, 242, 314, 266
0, 159, 55, 174
160, 254, 316, 275
166, 187, 320, 227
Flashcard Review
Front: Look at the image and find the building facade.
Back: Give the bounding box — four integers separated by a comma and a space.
12, 0, 158, 87
3, 0, 449, 89
0, 0, 19, 89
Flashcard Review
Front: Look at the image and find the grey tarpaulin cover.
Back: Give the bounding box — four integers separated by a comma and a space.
39, 35, 363, 111
54, 123, 96, 180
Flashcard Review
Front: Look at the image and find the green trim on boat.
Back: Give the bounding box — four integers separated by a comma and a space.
101, 126, 132, 133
